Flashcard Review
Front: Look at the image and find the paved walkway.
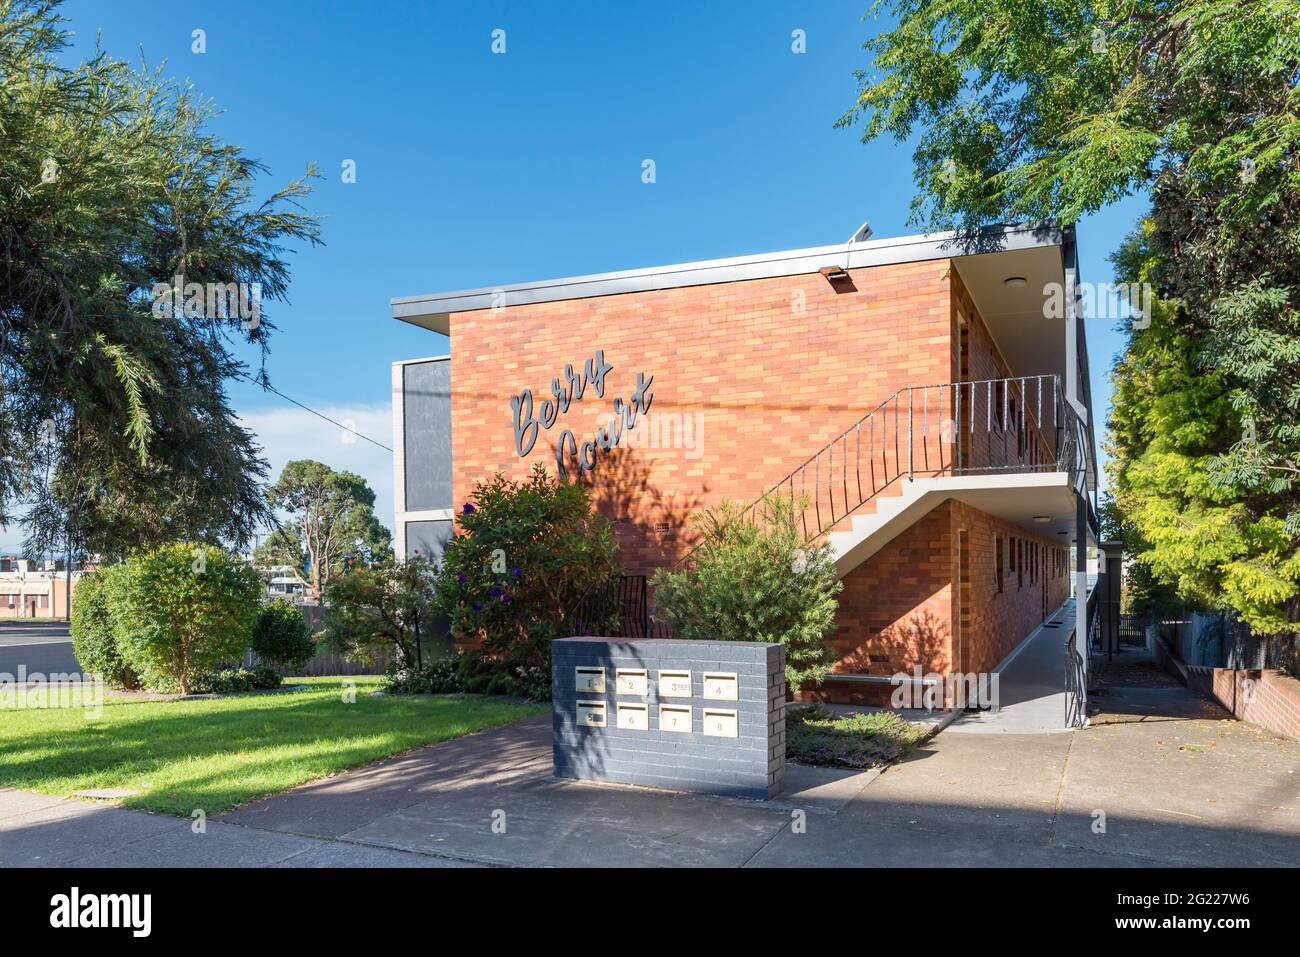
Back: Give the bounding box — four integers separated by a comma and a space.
945, 598, 1076, 734
2, 659, 1296, 867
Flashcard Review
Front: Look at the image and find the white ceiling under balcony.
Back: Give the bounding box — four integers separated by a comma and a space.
952, 245, 1069, 386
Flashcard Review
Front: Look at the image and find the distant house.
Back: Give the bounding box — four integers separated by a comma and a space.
262, 565, 309, 603
0, 557, 88, 619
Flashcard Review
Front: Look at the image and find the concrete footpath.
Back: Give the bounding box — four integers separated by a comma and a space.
2, 664, 1297, 867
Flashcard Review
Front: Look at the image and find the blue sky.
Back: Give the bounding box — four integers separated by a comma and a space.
49, 0, 1144, 538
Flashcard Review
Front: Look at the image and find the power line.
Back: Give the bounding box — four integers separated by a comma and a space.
236, 372, 393, 452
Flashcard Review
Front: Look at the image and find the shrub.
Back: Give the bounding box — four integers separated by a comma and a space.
383, 650, 551, 701
320, 555, 437, 667
432, 464, 622, 684
70, 567, 137, 689
384, 655, 465, 695
251, 601, 314, 673
651, 494, 841, 692
190, 666, 283, 695
785, 703, 930, 769
107, 543, 263, 694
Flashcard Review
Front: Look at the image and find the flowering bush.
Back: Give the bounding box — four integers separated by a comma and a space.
432, 465, 622, 695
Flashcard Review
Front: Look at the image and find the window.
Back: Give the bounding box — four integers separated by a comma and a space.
995, 535, 1004, 594
1017, 539, 1024, 589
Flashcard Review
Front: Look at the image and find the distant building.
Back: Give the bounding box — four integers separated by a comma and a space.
262, 565, 309, 603
0, 558, 87, 619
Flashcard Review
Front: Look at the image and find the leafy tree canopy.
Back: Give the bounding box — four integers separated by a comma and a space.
2, 0, 321, 560
265, 459, 391, 602
844, 1, 1300, 634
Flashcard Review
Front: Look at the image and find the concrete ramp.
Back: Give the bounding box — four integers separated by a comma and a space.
945, 598, 1077, 734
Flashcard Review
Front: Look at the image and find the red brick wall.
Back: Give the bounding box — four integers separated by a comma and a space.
950, 500, 1071, 676
808, 499, 1070, 704
831, 502, 956, 678
447, 261, 1068, 698
1180, 664, 1300, 741
448, 260, 954, 572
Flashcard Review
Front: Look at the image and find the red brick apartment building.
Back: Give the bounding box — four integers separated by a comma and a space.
390, 222, 1100, 706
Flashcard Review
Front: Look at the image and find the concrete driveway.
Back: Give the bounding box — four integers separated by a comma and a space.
0, 621, 81, 676
1, 656, 1296, 868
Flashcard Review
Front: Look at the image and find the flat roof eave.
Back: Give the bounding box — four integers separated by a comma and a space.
391, 221, 1065, 334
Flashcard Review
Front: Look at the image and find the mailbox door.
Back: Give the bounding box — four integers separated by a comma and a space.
657, 670, 692, 698
616, 703, 648, 730
702, 672, 739, 700
659, 704, 692, 733
576, 700, 607, 728
702, 708, 739, 738
615, 669, 648, 696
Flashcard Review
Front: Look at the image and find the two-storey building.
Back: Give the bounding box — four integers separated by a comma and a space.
390, 222, 1100, 712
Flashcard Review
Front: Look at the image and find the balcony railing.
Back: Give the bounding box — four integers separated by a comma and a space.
744, 375, 1087, 544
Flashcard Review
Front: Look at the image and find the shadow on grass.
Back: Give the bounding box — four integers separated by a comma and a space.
0, 680, 546, 815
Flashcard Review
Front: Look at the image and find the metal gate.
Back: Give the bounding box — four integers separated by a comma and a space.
1118, 614, 1145, 648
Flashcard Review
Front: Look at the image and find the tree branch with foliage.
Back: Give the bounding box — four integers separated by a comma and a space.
2, 0, 322, 557
265, 459, 391, 603
842, 0, 1300, 639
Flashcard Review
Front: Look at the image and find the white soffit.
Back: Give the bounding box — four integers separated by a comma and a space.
391, 222, 1066, 335
953, 245, 1068, 383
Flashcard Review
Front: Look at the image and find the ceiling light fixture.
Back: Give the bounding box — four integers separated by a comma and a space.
1004, 276, 1028, 288
1033, 515, 1051, 523
819, 265, 850, 281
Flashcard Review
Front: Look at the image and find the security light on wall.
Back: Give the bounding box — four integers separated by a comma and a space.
847, 221, 873, 244
819, 265, 850, 281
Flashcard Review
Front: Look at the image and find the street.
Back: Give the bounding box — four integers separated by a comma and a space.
0, 621, 81, 676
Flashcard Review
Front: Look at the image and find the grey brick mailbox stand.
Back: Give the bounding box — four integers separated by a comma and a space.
552, 637, 785, 800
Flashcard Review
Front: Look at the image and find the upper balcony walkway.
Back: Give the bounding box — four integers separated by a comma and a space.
726, 374, 1095, 578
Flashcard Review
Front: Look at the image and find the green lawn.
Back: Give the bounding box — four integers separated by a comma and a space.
0, 677, 545, 815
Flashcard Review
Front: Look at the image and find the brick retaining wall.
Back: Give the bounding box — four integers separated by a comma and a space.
1155, 635, 1300, 741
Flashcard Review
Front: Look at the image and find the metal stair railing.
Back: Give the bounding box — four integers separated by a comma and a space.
754, 374, 1081, 545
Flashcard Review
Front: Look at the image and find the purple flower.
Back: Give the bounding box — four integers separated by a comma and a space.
456, 573, 466, 584
462, 502, 476, 515
489, 585, 502, 598
511, 567, 521, 578
472, 601, 482, 612
501, 594, 512, 603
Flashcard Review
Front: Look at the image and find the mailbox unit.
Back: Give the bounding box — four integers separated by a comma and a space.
552, 637, 786, 800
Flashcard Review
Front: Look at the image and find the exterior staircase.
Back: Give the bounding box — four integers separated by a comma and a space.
735, 374, 1087, 578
